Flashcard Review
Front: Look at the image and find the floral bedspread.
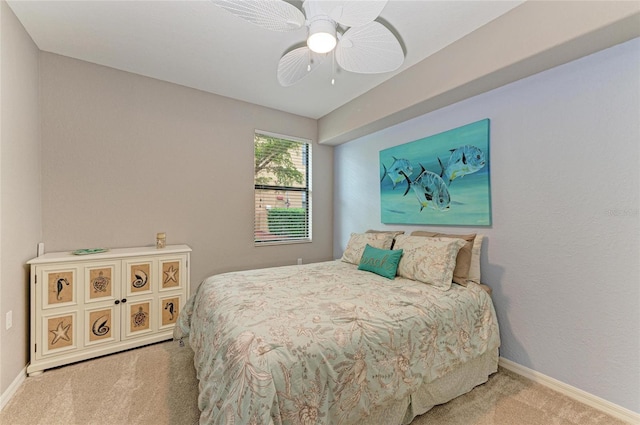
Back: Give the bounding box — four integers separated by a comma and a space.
174, 261, 500, 425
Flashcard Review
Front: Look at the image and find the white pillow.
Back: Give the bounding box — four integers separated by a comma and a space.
394, 235, 466, 290
467, 234, 484, 284
341, 232, 395, 265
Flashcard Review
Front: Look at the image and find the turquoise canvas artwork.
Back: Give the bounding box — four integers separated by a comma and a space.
380, 119, 491, 226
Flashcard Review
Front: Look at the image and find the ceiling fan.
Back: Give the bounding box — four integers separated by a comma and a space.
211, 0, 405, 86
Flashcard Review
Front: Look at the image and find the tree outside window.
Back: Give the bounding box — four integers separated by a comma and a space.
254, 132, 311, 244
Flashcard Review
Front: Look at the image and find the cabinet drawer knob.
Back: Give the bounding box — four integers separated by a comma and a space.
121, 298, 127, 303
114, 300, 120, 305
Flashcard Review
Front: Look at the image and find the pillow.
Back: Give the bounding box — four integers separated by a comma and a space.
467, 234, 484, 285
410, 231, 476, 286
341, 232, 395, 265
366, 229, 405, 249
365, 229, 405, 237
393, 235, 466, 290
358, 244, 403, 279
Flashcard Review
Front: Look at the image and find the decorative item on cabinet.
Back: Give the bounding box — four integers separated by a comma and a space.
27, 244, 191, 376
156, 232, 166, 249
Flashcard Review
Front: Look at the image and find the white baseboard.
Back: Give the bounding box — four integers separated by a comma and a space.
0, 365, 26, 411
499, 357, 639, 425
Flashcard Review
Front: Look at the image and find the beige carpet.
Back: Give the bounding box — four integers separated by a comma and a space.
0, 341, 627, 425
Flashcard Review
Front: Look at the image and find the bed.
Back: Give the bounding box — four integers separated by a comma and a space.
174, 231, 500, 425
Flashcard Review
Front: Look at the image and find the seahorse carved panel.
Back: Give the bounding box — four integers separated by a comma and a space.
161, 297, 180, 326
47, 271, 74, 305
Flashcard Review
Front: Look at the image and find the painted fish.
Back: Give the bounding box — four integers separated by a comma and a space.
438, 145, 485, 185
401, 164, 451, 211
381, 157, 413, 189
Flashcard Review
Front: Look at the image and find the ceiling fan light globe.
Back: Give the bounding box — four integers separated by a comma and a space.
308, 33, 336, 53
307, 19, 337, 53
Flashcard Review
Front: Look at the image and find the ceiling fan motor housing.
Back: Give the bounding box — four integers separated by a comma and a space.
303, 0, 337, 54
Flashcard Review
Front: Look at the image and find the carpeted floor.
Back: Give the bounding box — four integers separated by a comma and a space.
0, 340, 628, 425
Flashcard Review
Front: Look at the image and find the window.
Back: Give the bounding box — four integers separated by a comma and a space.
254, 131, 311, 245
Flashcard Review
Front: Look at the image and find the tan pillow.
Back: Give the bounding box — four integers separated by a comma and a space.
393, 235, 466, 291
467, 234, 484, 285
410, 231, 476, 286
366, 229, 405, 249
341, 232, 395, 265
365, 229, 405, 237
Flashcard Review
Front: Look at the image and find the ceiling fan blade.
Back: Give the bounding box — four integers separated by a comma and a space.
277, 47, 326, 86
318, 0, 388, 27
212, 0, 305, 32
335, 21, 404, 74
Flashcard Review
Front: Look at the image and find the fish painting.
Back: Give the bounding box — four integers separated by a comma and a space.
379, 119, 491, 225
401, 164, 451, 212
380, 157, 413, 189
438, 145, 485, 185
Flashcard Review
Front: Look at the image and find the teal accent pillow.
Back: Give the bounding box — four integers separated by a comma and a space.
357, 244, 403, 279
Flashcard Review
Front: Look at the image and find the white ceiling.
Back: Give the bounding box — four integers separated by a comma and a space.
7, 0, 525, 119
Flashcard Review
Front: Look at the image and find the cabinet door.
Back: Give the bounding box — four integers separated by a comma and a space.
35, 265, 82, 358
82, 261, 122, 348
157, 255, 187, 331
122, 257, 156, 340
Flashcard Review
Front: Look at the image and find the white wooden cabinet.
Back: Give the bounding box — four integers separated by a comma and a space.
27, 245, 191, 376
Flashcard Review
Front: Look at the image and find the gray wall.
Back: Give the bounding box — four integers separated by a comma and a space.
0, 1, 42, 395
333, 39, 640, 412
39, 53, 334, 289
